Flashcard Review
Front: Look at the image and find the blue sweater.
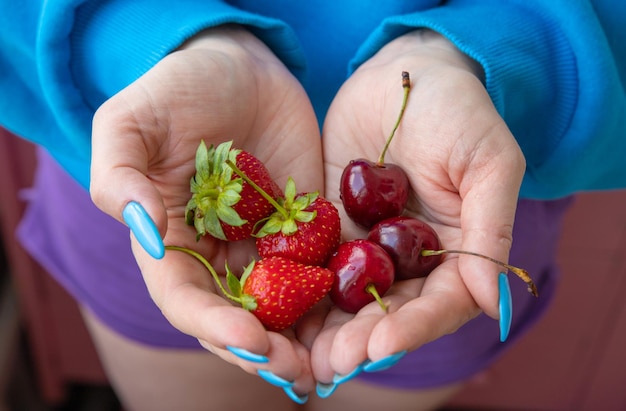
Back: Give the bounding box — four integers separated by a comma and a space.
1, 0, 624, 199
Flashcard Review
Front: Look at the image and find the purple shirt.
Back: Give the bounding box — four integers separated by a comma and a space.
18, 148, 572, 388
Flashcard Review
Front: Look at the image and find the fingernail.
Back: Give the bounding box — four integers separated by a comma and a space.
316, 382, 337, 398
122, 201, 164, 259
283, 386, 308, 404
499, 272, 513, 342
226, 346, 269, 363
332, 362, 365, 385
257, 369, 294, 388
363, 350, 407, 373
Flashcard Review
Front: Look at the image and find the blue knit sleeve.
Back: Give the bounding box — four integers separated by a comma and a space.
1, 0, 304, 189
349, 0, 626, 199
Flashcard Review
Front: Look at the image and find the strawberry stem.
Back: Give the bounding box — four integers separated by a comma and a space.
365, 283, 388, 312
421, 249, 539, 297
164, 245, 243, 304
224, 159, 289, 220
377, 71, 411, 166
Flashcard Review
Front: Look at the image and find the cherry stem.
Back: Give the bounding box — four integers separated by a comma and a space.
377, 71, 411, 166
164, 245, 242, 304
365, 283, 389, 312
225, 159, 289, 219
421, 249, 538, 297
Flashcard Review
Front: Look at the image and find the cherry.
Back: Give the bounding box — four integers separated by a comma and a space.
340, 160, 409, 228
369, 215, 539, 297
340, 72, 412, 228
368, 216, 442, 280
327, 239, 395, 313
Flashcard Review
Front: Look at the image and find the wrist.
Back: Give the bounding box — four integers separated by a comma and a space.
366, 29, 485, 83
178, 24, 286, 77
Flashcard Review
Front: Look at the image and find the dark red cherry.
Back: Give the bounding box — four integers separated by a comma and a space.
340, 160, 409, 228
368, 216, 442, 280
339, 72, 412, 229
327, 239, 395, 313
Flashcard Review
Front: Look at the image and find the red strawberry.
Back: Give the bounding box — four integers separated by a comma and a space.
234, 256, 334, 331
254, 178, 341, 266
185, 140, 282, 241
164, 247, 334, 332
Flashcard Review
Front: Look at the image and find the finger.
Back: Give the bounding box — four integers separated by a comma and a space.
457, 130, 525, 318
310, 279, 420, 382
132, 239, 272, 357
90, 97, 169, 248
202, 332, 305, 380
367, 264, 480, 360
294, 298, 333, 350
287, 335, 317, 399
309, 309, 356, 383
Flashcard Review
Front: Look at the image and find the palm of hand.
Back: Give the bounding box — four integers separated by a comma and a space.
91, 30, 324, 388
309, 59, 525, 380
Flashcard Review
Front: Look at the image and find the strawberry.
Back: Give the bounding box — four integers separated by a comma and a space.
254, 178, 341, 267
185, 140, 282, 241
235, 256, 334, 331
164, 247, 333, 332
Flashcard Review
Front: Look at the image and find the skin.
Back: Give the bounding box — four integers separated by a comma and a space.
91, 25, 323, 394
90, 26, 525, 409
309, 29, 525, 385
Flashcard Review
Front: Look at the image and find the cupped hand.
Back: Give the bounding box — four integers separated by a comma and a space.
309, 30, 526, 382
90, 25, 322, 391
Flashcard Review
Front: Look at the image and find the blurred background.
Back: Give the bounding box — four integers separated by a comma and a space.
1, 127, 626, 411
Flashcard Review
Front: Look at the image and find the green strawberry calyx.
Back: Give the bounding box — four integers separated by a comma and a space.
185, 140, 247, 241
224, 158, 317, 238
255, 177, 317, 237
164, 245, 258, 310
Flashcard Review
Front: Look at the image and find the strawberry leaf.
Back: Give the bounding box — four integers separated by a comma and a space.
254, 217, 283, 236
213, 140, 233, 173
225, 263, 242, 298
294, 210, 316, 224
218, 183, 243, 207
240, 261, 255, 285
293, 192, 318, 210
195, 141, 211, 181
280, 219, 298, 236
254, 178, 321, 238
185, 140, 250, 240
203, 208, 227, 241
240, 294, 258, 311
185, 196, 197, 226
216, 204, 247, 227
239, 262, 258, 311
284, 177, 297, 208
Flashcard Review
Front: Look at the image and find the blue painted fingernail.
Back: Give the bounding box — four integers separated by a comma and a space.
122, 201, 164, 259
316, 382, 337, 398
226, 346, 269, 363
499, 272, 513, 342
283, 386, 308, 404
257, 369, 293, 388
363, 350, 407, 373
332, 362, 365, 385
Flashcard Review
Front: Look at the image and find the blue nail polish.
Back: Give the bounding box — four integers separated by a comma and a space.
283, 386, 308, 404
226, 346, 269, 363
499, 272, 513, 342
122, 201, 164, 259
316, 382, 337, 398
332, 362, 365, 385
363, 350, 407, 373
257, 369, 293, 388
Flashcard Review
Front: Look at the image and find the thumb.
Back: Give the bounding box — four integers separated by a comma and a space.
89, 105, 167, 259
